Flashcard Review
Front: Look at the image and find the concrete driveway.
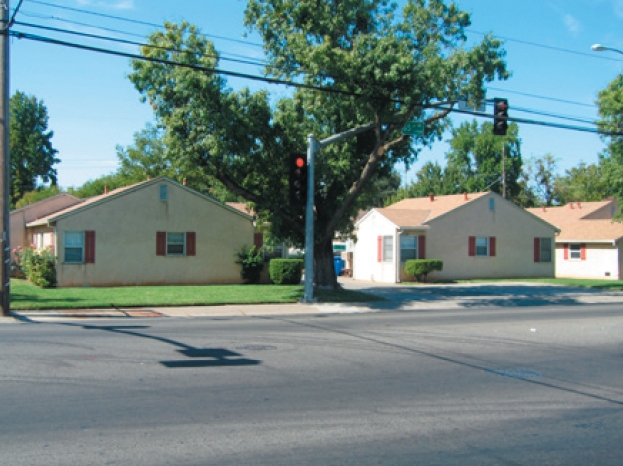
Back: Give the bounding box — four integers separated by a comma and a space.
330, 277, 623, 311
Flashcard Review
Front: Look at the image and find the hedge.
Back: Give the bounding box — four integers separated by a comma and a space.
269, 259, 304, 285
404, 259, 443, 282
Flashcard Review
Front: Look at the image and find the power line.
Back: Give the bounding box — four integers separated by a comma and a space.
23, 0, 264, 47
14, 21, 267, 67
8, 0, 25, 27
467, 28, 623, 62
10, 30, 621, 137
20, 1, 608, 113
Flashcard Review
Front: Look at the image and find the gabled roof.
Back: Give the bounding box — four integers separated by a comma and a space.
385, 192, 490, 223
27, 177, 253, 227
527, 200, 623, 243
10, 193, 82, 215
358, 192, 490, 228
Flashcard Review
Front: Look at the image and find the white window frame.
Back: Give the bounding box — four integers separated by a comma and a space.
569, 244, 581, 260
400, 235, 418, 263
382, 235, 393, 262
167, 232, 186, 256
475, 237, 489, 257
64, 231, 84, 263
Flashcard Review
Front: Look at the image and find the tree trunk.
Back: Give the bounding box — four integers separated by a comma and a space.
314, 237, 339, 289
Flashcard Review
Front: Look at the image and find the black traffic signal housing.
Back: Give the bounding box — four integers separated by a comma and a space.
493, 98, 509, 136
289, 153, 308, 208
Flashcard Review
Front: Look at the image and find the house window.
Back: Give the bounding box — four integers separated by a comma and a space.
475, 237, 489, 256
64, 231, 84, 263
382, 236, 393, 262
160, 185, 168, 201
469, 236, 496, 257
540, 238, 552, 262
489, 198, 495, 211
569, 244, 581, 260
156, 232, 196, 257
400, 235, 418, 263
167, 232, 185, 256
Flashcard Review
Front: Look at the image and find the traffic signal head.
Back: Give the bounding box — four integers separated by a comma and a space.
289, 153, 308, 208
493, 98, 509, 136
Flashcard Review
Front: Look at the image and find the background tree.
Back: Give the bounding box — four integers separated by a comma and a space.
520, 154, 557, 207
14, 185, 63, 209
9, 91, 59, 207
129, 0, 508, 288
445, 120, 522, 201
552, 162, 610, 204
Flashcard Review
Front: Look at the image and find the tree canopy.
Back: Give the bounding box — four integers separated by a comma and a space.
128, 0, 509, 287
9, 91, 59, 207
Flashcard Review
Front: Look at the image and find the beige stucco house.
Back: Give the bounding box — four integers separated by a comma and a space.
26, 177, 255, 287
528, 199, 623, 280
353, 192, 558, 283
10, 193, 82, 251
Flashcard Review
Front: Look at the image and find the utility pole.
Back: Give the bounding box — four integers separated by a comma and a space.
502, 143, 506, 199
0, 0, 10, 316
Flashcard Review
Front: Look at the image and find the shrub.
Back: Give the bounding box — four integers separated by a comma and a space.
15, 246, 57, 287
234, 245, 264, 284
269, 259, 303, 285
404, 259, 443, 282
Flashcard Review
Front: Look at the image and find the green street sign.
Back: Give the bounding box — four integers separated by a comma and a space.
402, 120, 424, 136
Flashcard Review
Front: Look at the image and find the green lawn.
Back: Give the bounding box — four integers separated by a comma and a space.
9, 279, 383, 310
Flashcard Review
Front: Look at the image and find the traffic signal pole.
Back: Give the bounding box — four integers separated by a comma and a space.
302, 123, 375, 303
0, 1, 9, 316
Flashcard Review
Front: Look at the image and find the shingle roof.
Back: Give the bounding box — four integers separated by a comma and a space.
27, 177, 253, 227
373, 208, 432, 228
383, 192, 490, 224
527, 200, 623, 242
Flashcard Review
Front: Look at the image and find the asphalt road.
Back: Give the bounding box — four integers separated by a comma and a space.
1, 303, 623, 465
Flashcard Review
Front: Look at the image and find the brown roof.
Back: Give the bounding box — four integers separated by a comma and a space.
384, 192, 490, 223
374, 208, 432, 228
527, 200, 623, 242
226, 202, 255, 216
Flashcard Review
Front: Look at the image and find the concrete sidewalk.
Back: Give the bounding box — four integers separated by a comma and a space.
4, 279, 623, 322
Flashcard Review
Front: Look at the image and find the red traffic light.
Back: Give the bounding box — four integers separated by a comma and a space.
295, 156, 305, 168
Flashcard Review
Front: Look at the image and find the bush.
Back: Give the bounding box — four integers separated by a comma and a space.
404, 259, 443, 282
234, 245, 264, 284
14, 246, 57, 287
269, 259, 303, 285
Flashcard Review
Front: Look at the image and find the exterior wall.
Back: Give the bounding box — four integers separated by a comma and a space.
10, 194, 81, 250
555, 243, 620, 280
422, 193, 556, 281
353, 211, 398, 283
53, 181, 254, 287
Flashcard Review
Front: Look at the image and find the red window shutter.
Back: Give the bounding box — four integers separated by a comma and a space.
156, 231, 166, 256
468, 236, 476, 257
534, 237, 541, 263
489, 237, 496, 257
418, 235, 426, 259
85, 230, 96, 264
254, 232, 264, 249
186, 232, 196, 256
581, 243, 586, 261
564, 243, 569, 260
377, 236, 382, 262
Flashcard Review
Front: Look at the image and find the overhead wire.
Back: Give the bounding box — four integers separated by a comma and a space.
11, 28, 620, 137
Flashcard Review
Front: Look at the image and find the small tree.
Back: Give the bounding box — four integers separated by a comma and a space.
234, 245, 264, 284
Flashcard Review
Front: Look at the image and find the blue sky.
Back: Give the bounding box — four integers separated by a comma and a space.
9, 0, 623, 189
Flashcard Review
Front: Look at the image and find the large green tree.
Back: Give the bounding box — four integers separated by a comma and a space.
9, 91, 59, 207
129, 0, 508, 287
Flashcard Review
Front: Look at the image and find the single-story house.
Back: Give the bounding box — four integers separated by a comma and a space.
527, 199, 623, 280
26, 177, 255, 287
10, 193, 83, 251
353, 192, 558, 283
